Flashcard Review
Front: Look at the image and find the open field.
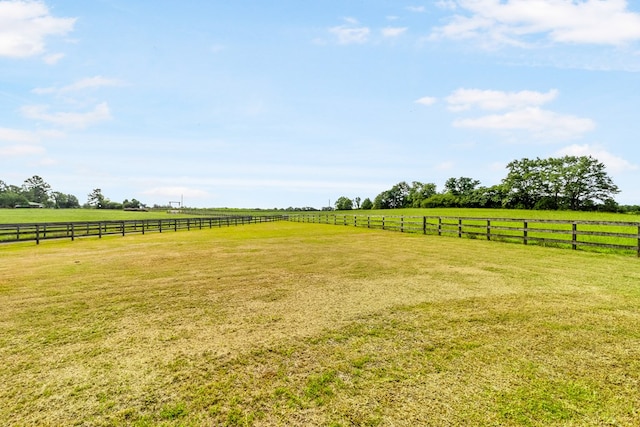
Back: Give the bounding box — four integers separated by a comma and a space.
1, 222, 640, 425
0, 208, 195, 224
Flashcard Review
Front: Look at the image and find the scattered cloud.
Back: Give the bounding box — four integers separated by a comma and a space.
32, 76, 125, 95
556, 144, 638, 173
431, 0, 640, 47
0, 0, 76, 58
42, 52, 65, 64
21, 102, 112, 129
454, 107, 595, 140
446, 88, 558, 111
0, 127, 38, 142
446, 88, 593, 140
0, 144, 45, 157
415, 96, 437, 106
329, 19, 370, 44
406, 6, 426, 13
382, 27, 408, 38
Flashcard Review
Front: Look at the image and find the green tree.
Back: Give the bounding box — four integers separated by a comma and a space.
354, 196, 361, 209
407, 181, 437, 207
334, 196, 353, 210
559, 156, 619, 210
22, 175, 51, 205
361, 197, 373, 210
87, 188, 106, 208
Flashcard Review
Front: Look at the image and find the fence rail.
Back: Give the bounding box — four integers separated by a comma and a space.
0, 215, 284, 245
288, 214, 640, 257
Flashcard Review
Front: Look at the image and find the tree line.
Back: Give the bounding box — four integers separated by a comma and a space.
0, 176, 143, 210
335, 155, 633, 212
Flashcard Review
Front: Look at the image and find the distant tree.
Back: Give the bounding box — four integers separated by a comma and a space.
354, 196, 361, 209
444, 177, 480, 197
52, 192, 80, 209
373, 181, 410, 209
502, 156, 619, 210
334, 196, 353, 210
22, 175, 51, 205
407, 181, 437, 207
87, 188, 106, 209
0, 180, 7, 192
0, 191, 29, 208
361, 197, 373, 210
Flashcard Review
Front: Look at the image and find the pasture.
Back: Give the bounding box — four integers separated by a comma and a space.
1, 221, 640, 426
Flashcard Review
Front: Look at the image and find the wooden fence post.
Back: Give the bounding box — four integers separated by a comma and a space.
486, 220, 491, 241
523, 221, 528, 245
36, 224, 40, 245
423, 217, 427, 235
382, 216, 385, 230
572, 223, 577, 250
122, 221, 126, 237
99, 222, 103, 238
71, 223, 75, 241
458, 218, 462, 238
401, 216, 404, 233
438, 217, 442, 236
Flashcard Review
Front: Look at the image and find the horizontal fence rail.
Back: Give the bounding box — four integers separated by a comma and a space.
288, 214, 640, 257
0, 215, 284, 245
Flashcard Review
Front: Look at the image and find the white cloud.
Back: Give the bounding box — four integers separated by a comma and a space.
42, 52, 64, 64
0, 0, 76, 58
406, 6, 426, 13
382, 27, 408, 38
446, 88, 558, 111
329, 21, 370, 44
454, 107, 595, 140
0, 144, 45, 157
21, 102, 112, 128
415, 96, 437, 106
32, 76, 125, 95
556, 144, 638, 173
431, 0, 640, 47
0, 127, 38, 142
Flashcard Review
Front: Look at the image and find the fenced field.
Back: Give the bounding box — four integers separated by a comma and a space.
0, 215, 283, 244
289, 214, 640, 257
1, 221, 639, 426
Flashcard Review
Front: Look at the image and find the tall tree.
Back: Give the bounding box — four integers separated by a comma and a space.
87, 188, 106, 208
334, 196, 353, 210
22, 175, 51, 204
559, 156, 619, 210
407, 181, 437, 207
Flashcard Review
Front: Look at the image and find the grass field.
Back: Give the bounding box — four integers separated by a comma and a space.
1, 221, 640, 425
0, 208, 195, 224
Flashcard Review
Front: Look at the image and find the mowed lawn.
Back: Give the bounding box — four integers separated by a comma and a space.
1, 222, 639, 426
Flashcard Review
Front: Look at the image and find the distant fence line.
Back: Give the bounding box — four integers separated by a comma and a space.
0, 215, 284, 245
287, 214, 640, 257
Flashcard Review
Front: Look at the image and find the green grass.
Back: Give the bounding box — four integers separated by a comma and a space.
0, 208, 194, 223
341, 207, 640, 222
1, 221, 640, 425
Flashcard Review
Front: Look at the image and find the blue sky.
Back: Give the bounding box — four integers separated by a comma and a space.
1, 0, 639, 208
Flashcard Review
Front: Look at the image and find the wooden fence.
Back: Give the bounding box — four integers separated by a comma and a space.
288, 214, 640, 257
0, 215, 283, 245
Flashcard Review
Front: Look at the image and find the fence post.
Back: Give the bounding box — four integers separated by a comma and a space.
122, 221, 126, 237
99, 222, 103, 238
487, 220, 491, 241
423, 217, 427, 235
637, 225, 640, 258
382, 216, 385, 230
438, 218, 442, 236
523, 221, 527, 245
401, 216, 404, 233
174, 219, 178, 232
572, 222, 577, 250
71, 223, 75, 241
36, 224, 40, 245
458, 218, 462, 238
16, 225, 20, 241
